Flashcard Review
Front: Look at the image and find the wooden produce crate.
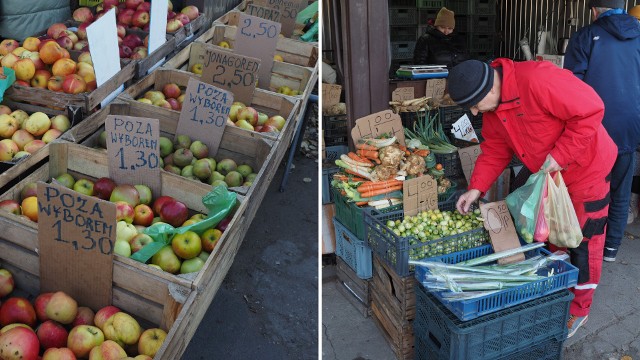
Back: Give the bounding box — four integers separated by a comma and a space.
119, 68, 300, 144
370, 255, 416, 360
0, 140, 259, 358
63, 101, 276, 197
336, 257, 371, 318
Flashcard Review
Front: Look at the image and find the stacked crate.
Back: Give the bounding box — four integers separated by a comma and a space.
446, 0, 498, 61
389, 0, 419, 76
322, 114, 349, 205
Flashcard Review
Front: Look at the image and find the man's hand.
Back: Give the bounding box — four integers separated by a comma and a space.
456, 189, 481, 214
541, 154, 562, 173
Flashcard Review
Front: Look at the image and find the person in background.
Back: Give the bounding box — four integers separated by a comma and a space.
563, 0, 640, 263
413, 7, 469, 68
630, 5, 640, 21
449, 59, 616, 338
0, 0, 70, 42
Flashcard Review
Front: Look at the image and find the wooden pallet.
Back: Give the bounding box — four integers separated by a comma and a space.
336, 257, 371, 318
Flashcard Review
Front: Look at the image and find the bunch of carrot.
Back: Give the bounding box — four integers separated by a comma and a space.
356, 179, 403, 199
355, 143, 381, 164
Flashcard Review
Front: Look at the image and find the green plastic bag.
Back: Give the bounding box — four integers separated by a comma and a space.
505, 170, 547, 243
130, 185, 237, 263
0, 67, 16, 103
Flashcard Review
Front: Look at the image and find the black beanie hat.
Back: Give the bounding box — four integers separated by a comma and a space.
588, 0, 624, 8
447, 60, 494, 108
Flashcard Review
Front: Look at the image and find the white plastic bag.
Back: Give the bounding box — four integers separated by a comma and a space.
544, 172, 583, 248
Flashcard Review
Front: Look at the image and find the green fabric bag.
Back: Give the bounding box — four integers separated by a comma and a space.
0, 67, 16, 103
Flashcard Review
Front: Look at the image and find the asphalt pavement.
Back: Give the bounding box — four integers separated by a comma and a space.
323, 219, 640, 360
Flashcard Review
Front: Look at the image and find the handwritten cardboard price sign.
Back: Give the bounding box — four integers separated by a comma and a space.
391, 87, 414, 102
458, 144, 482, 183
246, 3, 281, 22
234, 13, 281, 90
321, 83, 341, 111
177, 77, 233, 157
425, 78, 446, 100
38, 182, 116, 310
105, 115, 161, 196
201, 43, 260, 105
253, 0, 305, 37
451, 114, 479, 142
480, 201, 525, 264
403, 175, 438, 217
351, 109, 405, 146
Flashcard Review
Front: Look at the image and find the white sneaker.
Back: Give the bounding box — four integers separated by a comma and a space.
627, 205, 635, 225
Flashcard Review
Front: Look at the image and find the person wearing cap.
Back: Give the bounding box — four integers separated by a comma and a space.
413, 7, 469, 68
563, 0, 640, 266
630, 5, 640, 21
449, 58, 617, 338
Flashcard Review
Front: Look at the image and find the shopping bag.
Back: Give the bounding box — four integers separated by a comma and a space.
544, 172, 583, 248
505, 170, 547, 243
534, 179, 549, 242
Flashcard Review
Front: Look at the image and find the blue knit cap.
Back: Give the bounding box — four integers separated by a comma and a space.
447, 60, 494, 108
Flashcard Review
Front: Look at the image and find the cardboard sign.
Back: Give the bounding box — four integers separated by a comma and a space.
200, 43, 260, 105
425, 78, 446, 99
451, 114, 479, 142
480, 201, 525, 264
177, 77, 233, 157
105, 116, 161, 196
321, 83, 341, 111
351, 110, 405, 146
246, 3, 281, 22
403, 175, 438, 217
253, 0, 306, 37
391, 87, 415, 102
458, 144, 482, 183
38, 182, 116, 310
234, 13, 281, 90
86, 9, 122, 106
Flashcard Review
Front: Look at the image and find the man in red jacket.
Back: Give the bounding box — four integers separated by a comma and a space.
448, 59, 617, 338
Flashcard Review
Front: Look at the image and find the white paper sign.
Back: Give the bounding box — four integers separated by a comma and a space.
86, 9, 122, 107
450, 114, 479, 142
149, 0, 168, 53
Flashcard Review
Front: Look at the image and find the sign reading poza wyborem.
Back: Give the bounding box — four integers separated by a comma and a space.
200, 43, 260, 105
38, 182, 116, 310
105, 115, 161, 196
246, 3, 281, 23
177, 77, 233, 157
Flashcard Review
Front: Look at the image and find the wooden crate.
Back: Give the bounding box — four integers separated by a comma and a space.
370, 255, 416, 360
163, 39, 317, 99
119, 68, 300, 144
62, 101, 276, 196
336, 257, 371, 318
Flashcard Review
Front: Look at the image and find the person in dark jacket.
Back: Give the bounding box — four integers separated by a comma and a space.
413, 7, 469, 68
0, 0, 70, 41
564, 0, 640, 264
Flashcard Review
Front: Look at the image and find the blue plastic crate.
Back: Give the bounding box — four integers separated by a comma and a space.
334, 217, 373, 279
414, 283, 571, 360
324, 145, 349, 162
414, 245, 579, 321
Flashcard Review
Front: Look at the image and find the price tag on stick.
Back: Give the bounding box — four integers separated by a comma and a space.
403, 175, 438, 217
458, 144, 482, 183
177, 77, 233, 157
105, 116, 161, 196
351, 109, 405, 146
38, 182, 116, 310
480, 201, 525, 264
246, 3, 281, 22
234, 13, 281, 90
253, 0, 305, 37
200, 43, 260, 105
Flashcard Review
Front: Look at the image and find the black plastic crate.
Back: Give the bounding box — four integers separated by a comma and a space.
436, 105, 471, 133
390, 0, 417, 7
417, 0, 444, 8
391, 41, 417, 60
445, 0, 472, 14
390, 8, 418, 26
400, 110, 428, 130
323, 115, 348, 146
414, 284, 572, 360
435, 152, 464, 179
471, 15, 497, 33
322, 166, 341, 204
474, 0, 497, 15
390, 26, 418, 42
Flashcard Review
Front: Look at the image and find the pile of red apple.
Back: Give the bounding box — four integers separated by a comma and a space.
0, 174, 231, 274
0, 105, 71, 162
134, 82, 184, 111
0, 269, 166, 359
228, 101, 286, 134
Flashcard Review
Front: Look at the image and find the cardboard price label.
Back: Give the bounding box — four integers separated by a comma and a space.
246, 3, 281, 22
458, 144, 482, 183
425, 78, 446, 100
351, 109, 405, 146
321, 83, 341, 110
234, 13, 281, 90
403, 175, 438, 217
480, 201, 525, 264
177, 77, 233, 157
201, 43, 260, 105
391, 87, 414, 102
253, 0, 306, 37
451, 114, 479, 142
105, 115, 161, 196
38, 182, 116, 310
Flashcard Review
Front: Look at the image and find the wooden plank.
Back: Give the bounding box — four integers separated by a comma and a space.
336, 278, 372, 318
336, 257, 370, 303
371, 256, 416, 323
371, 299, 415, 360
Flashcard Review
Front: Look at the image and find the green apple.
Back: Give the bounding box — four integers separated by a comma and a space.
134, 184, 153, 205
55, 173, 76, 188
257, 112, 269, 126
151, 245, 181, 274
73, 178, 94, 196
116, 221, 138, 243
236, 164, 253, 178
114, 240, 131, 257
158, 136, 173, 157
197, 251, 210, 262
180, 257, 205, 274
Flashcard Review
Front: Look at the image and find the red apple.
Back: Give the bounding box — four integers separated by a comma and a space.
67, 325, 104, 358
0, 269, 14, 297
264, 115, 286, 131
0, 199, 21, 215
0, 297, 37, 327
237, 107, 259, 126
152, 195, 175, 215
72, 307, 95, 327
166, 19, 183, 32
162, 83, 181, 99
159, 199, 189, 228
73, 7, 94, 23
122, 34, 143, 49
42, 347, 77, 360
132, 10, 150, 28
125, 0, 143, 10
77, 22, 90, 40
0, 326, 39, 360
94, 306, 120, 330
119, 45, 132, 59
117, 8, 135, 25
37, 320, 68, 349
137, 2, 151, 12
94, 177, 117, 200
33, 292, 54, 322
115, 201, 135, 223
174, 13, 190, 25
116, 25, 126, 39
180, 5, 199, 21
47, 23, 68, 39
129, 233, 153, 253
133, 204, 154, 226
110, 185, 140, 207
103, 0, 119, 8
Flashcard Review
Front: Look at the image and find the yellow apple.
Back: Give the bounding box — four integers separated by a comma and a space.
0, 113, 19, 138
103, 312, 142, 347
137, 328, 167, 357
24, 111, 51, 136
190, 62, 203, 75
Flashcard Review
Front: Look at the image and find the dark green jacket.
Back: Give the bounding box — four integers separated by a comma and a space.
0, 0, 70, 41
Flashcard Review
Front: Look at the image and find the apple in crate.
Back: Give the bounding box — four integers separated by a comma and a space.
73, 306, 96, 327
181, 5, 199, 20
103, 312, 141, 346
264, 115, 286, 131
110, 184, 140, 207
0, 269, 14, 297
67, 325, 105, 358
115, 201, 135, 223
45, 291, 78, 325
152, 195, 175, 215
172, 231, 201, 259
133, 204, 154, 226
0, 199, 21, 215
73, 7, 94, 23
151, 245, 181, 274
129, 233, 153, 253
50, 114, 71, 132
34, 292, 53, 322
42, 347, 77, 360
73, 178, 95, 196
0, 297, 37, 327
37, 320, 68, 349
138, 328, 167, 358
94, 306, 120, 330
237, 107, 259, 126
90, 339, 128, 359
159, 199, 188, 227
201, 228, 222, 252
0, 326, 40, 360
94, 177, 117, 200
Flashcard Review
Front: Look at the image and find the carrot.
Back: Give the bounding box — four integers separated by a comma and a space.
355, 201, 369, 207
398, 145, 410, 156
359, 185, 403, 198
356, 143, 378, 151
357, 149, 379, 158
413, 149, 430, 157
348, 152, 373, 165
357, 180, 403, 193
435, 163, 443, 171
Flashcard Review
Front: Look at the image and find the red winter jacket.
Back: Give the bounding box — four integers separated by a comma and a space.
469, 58, 617, 194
